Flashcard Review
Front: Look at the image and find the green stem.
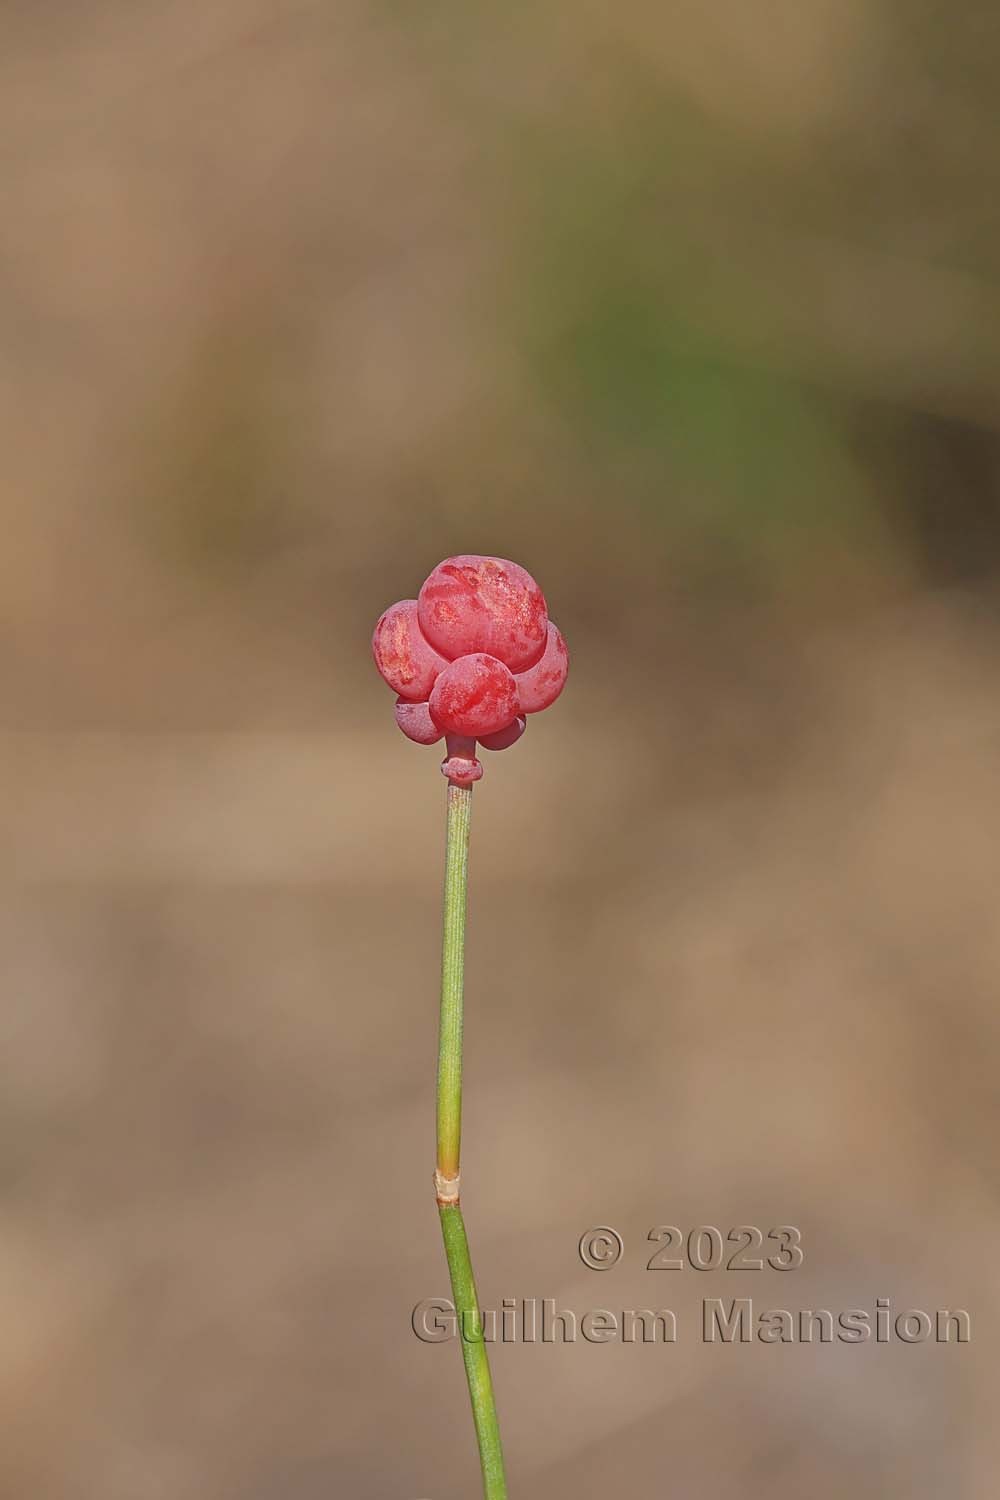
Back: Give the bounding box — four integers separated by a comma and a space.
437, 782, 470, 1181
435, 781, 507, 1499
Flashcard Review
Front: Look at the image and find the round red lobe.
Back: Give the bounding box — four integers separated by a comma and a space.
514, 622, 569, 713
394, 698, 442, 745
372, 599, 448, 701
417, 555, 548, 672
428, 653, 520, 738
479, 716, 525, 751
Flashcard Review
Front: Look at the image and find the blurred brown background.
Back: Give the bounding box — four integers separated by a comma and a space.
2, 3, 999, 1496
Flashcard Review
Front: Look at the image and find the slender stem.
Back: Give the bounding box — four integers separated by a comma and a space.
439, 1203, 507, 1497
436, 781, 507, 1499
437, 782, 471, 1181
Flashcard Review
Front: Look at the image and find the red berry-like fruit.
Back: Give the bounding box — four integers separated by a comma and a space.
373, 557, 567, 779
514, 622, 569, 713
418, 556, 547, 672
372, 599, 449, 701
429, 653, 520, 738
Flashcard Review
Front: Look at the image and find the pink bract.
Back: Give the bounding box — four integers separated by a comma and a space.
440, 735, 483, 784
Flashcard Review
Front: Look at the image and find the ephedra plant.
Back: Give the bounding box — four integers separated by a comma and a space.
372, 557, 569, 1498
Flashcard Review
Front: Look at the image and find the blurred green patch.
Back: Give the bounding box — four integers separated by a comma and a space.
538, 277, 867, 560
496, 91, 885, 583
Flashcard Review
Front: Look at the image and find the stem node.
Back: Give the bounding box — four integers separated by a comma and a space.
434, 1169, 461, 1206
